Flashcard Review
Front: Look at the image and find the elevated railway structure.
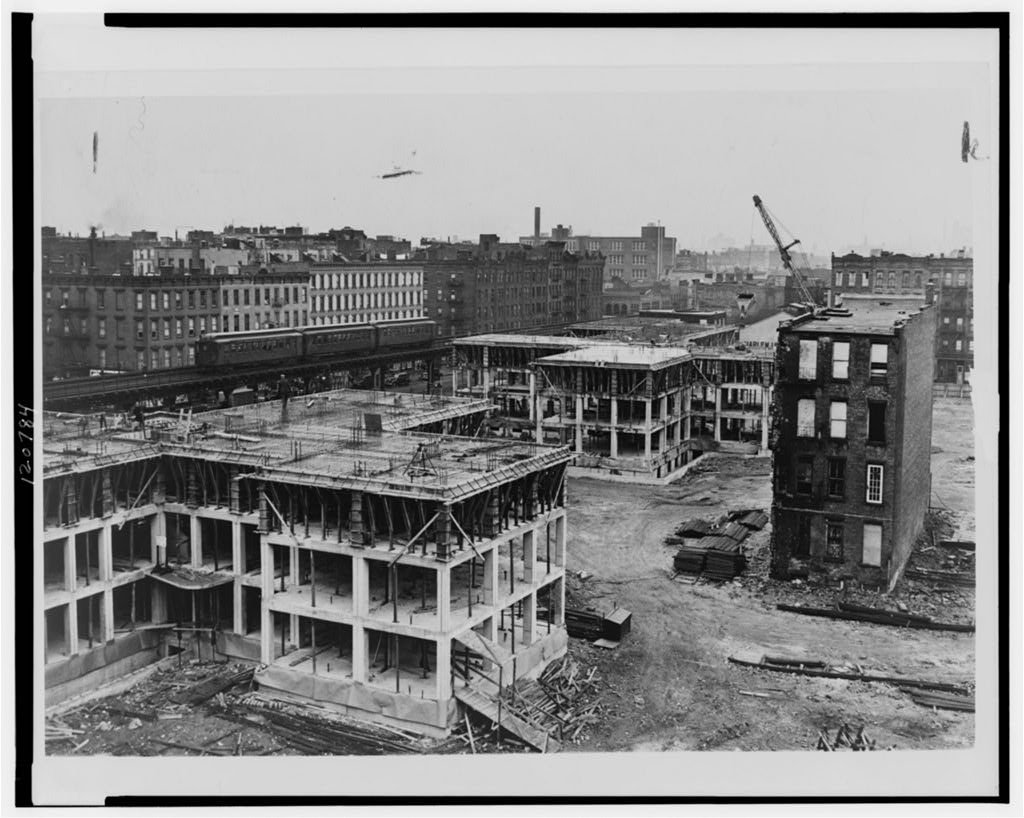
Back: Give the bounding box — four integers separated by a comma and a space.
43, 344, 448, 413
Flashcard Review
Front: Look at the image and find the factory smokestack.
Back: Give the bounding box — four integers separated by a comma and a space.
534, 207, 541, 240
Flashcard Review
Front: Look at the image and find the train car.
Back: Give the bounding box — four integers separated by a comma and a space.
374, 318, 437, 350
302, 323, 378, 359
195, 328, 304, 369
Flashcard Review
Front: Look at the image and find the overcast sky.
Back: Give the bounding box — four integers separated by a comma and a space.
36, 25, 994, 255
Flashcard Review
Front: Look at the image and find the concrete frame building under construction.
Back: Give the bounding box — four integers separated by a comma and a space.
453, 334, 775, 482
40, 389, 571, 737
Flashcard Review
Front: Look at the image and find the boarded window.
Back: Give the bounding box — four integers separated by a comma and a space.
825, 522, 844, 562
866, 464, 884, 504
797, 399, 815, 437
867, 402, 886, 443
862, 524, 882, 566
798, 339, 817, 380
870, 343, 888, 377
832, 341, 850, 379
829, 401, 847, 439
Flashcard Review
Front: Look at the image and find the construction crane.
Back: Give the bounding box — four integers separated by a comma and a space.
752, 194, 822, 308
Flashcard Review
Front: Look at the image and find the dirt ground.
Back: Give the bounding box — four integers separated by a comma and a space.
562, 396, 976, 752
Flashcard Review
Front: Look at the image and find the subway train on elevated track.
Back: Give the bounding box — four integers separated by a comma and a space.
195, 318, 437, 369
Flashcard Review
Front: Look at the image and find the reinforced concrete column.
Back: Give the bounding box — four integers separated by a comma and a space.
714, 387, 722, 442
482, 347, 490, 398
521, 592, 536, 646
66, 601, 79, 656
534, 389, 543, 444
190, 515, 202, 569
644, 399, 652, 460
101, 469, 113, 518
522, 529, 536, 583
352, 555, 369, 617
151, 582, 167, 624
436, 566, 451, 632
232, 521, 243, 633
574, 395, 584, 454
683, 387, 692, 441
554, 513, 566, 568
660, 394, 669, 421
154, 512, 167, 567
435, 638, 451, 703
609, 369, 619, 459
98, 524, 112, 581
528, 371, 536, 421
101, 589, 114, 642
64, 537, 76, 594
761, 385, 770, 452
451, 367, 458, 396
482, 545, 499, 607
553, 576, 565, 627
351, 624, 367, 683
259, 535, 275, 665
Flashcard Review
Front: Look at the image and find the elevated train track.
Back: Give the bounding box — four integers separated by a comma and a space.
42, 320, 593, 412
44, 343, 448, 411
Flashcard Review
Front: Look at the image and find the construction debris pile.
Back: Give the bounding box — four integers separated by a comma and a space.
46, 660, 442, 757
496, 655, 607, 747
209, 695, 433, 755
667, 509, 767, 580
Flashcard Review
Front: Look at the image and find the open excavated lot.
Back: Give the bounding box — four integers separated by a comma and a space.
563, 396, 976, 752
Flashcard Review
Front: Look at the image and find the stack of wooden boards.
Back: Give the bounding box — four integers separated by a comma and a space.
669, 509, 768, 580
565, 606, 632, 642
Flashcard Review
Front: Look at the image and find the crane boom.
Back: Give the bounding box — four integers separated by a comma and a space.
752, 194, 817, 306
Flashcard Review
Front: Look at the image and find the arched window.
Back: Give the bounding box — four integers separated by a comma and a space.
887, 272, 896, 289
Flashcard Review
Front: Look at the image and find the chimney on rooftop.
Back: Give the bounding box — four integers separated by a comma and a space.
534, 207, 541, 240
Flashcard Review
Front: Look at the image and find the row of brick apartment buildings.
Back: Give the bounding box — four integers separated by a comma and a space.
42, 231, 604, 376
831, 250, 974, 383
43, 225, 416, 279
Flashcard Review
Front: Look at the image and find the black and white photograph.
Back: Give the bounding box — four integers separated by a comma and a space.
6, 5, 1017, 810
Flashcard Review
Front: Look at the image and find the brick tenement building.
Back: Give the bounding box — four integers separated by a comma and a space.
770, 302, 936, 588
421, 236, 605, 339
831, 250, 973, 383
42, 271, 311, 377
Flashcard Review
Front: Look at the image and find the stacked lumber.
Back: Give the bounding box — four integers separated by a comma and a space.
211, 699, 425, 755
675, 519, 712, 538
704, 538, 747, 581
734, 510, 769, 531
718, 522, 749, 543
903, 567, 975, 588
729, 654, 971, 695
564, 608, 604, 640
777, 602, 975, 633
908, 688, 975, 713
673, 545, 707, 575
